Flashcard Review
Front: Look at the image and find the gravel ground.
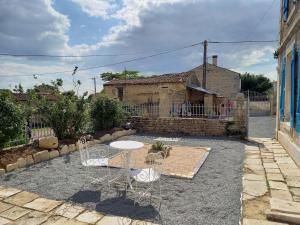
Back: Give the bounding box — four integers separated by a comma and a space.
248, 116, 276, 138
0, 134, 245, 225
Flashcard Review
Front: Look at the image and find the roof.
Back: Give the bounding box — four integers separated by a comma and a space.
103, 63, 240, 86
191, 63, 240, 75
186, 84, 219, 95
103, 72, 190, 86
12, 93, 59, 102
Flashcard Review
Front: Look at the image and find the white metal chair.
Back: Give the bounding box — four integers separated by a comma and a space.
78, 137, 110, 185
129, 152, 164, 210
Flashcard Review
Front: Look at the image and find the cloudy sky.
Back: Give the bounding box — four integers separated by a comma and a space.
0, 0, 280, 95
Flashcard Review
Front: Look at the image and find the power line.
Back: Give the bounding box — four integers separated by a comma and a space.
0, 53, 142, 58
208, 40, 278, 44
0, 41, 203, 77
0, 38, 279, 78
0, 39, 278, 59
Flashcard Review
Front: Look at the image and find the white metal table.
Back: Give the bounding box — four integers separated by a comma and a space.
109, 140, 144, 188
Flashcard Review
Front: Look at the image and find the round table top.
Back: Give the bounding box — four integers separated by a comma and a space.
109, 140, 144, 150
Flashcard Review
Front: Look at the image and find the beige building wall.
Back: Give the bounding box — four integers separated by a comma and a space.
104, 82, 186, 116
277, 0, 300, 167
190, 64, 241, 98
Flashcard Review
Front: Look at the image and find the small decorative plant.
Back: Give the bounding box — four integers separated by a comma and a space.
147, 141, 172, 160
150, 141, 164, 153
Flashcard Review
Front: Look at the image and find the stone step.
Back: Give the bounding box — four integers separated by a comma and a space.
243, 218, 288, 225
266, 210, 300, 225
270, 198, 300, 215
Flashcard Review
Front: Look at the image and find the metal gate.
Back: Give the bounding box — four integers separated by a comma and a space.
244, 91, 272, 117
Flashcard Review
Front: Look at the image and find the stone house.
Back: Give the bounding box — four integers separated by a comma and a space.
276, 0, 300, 167
103, 56, 241, 116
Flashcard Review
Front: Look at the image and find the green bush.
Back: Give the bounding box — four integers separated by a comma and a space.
90, 95, 125, 131
0, 97, 26, 147
38, 92, 89, 140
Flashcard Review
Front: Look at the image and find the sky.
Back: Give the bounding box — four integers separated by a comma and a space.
0, 0, 280, 95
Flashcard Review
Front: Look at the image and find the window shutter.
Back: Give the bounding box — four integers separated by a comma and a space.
283, 0, 289, 22
296, 49, 300, 132
290, 47, 296, 127
280, 57, 286, 121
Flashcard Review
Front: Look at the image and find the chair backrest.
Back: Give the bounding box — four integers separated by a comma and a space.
143, 152, 164, 178
90, 144, 109, 158
149, 153, 164, 174
78, 137, 89, 164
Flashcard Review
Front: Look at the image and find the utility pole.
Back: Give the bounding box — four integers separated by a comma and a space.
91, 76, 97, 94
203, 40, 208, 89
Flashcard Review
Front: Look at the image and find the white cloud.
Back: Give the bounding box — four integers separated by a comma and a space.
70, 0, 117, 19
0, 0, 280, 94
227, 47, 275, 68
0, 0, 70, 55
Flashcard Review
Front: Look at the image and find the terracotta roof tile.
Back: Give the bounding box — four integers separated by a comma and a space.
103, 72, 191, 86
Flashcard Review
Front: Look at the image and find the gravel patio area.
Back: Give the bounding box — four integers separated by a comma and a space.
0, 134, 245, 225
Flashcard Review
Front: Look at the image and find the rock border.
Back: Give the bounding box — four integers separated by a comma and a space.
1, 129, 136, 175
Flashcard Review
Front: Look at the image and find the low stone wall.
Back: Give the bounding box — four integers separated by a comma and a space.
0, 129, 136, 175
130, 117, 246, 137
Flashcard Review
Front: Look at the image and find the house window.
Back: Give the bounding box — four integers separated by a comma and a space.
296, 47, 300, 132
283, 0, 289, 22
117, 87, 124, 101
290, 47, 297, 127
280, 57, 286, 121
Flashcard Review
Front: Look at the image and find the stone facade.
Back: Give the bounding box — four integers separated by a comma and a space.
130, 117, 228, 136
276, 0, 300, 167
130, 116, 247, 137
129, 94, 247, 137
103, 60, 241, 115
189, 63, 241, 99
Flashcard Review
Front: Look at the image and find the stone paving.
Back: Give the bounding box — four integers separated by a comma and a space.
0, 186, 159, 225
242, 138, 300, 225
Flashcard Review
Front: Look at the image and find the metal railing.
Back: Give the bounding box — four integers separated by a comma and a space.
123, 103, 236, 119
123, 103, 159, 117
243, 91, 271, 102
169, 104, 235, 119
3, 115, 54, 148
29, 115, 54, 140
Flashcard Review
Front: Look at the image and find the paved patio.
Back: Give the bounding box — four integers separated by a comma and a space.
0, 185, 158, 225
0, 134, 245, 225
242, 137, 300, 225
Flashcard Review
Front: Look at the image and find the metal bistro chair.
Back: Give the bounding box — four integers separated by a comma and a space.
78, 137, 110, 186
129, 152, 164, 211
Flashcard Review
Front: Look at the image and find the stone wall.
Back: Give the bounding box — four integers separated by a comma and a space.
130, 116, 246, 137
104, 82, 186, 106
190, 63, 241, 99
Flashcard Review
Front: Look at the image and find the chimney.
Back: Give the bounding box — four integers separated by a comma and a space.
212, 55, 218, 66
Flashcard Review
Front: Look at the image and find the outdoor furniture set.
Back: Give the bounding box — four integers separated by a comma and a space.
78, 137, 167, 209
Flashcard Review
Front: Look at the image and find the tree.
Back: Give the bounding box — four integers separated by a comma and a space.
38, 92, 89, 139
101, 70, 143, 81
241, 73, 273, 93
0, 98, 26, 147
0, 89, 12, 100
33, 79, 63, 94
13, 84, 24, 93
90, 95, 125, 131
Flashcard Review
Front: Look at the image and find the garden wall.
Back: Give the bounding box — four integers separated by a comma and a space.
130, 117, 247, 137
